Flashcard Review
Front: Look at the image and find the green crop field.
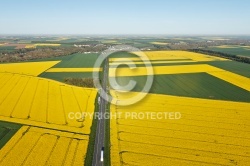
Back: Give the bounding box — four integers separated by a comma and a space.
39, 53, 100, 81
53, 53, 99, 68
207, 46, 250, 57
114, 73, 250, 102
207, 61, 250, 78
0, 121, 22, 149
28, 52, 99, 66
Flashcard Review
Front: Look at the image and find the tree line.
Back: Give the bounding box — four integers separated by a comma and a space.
189, 49, 250, 64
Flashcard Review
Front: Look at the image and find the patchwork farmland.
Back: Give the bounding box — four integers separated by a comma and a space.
0, 57, 97, 165
109, 51, 250, 166
1, 0, 250, 165
0, 50, 249, 165
207, 45, 250, 57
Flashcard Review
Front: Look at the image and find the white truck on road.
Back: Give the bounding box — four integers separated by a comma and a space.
101, 147, 104, 162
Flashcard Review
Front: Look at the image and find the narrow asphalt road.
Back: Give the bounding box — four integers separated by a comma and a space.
92, 58, 108, 166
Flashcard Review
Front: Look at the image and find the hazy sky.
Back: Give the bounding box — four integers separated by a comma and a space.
1, 0, 250, 35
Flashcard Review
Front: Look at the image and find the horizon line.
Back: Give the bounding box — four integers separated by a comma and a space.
1, 34, 250, 36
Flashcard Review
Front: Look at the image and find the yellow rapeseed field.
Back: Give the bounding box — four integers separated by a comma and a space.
25, 43, 61, 48
0, 72, 97, 134
150, 42, 169, 45
35, 43, 61, 47
0, 126, 88, 165
110, 92, 250, 165
142, 51, 228, 61
25, 44, 36, 48
110, 60, 196, 66
109, 51, 228, 65
46, 38, 69, 42
0, 61, 60, 76
215, 45, 238, 48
